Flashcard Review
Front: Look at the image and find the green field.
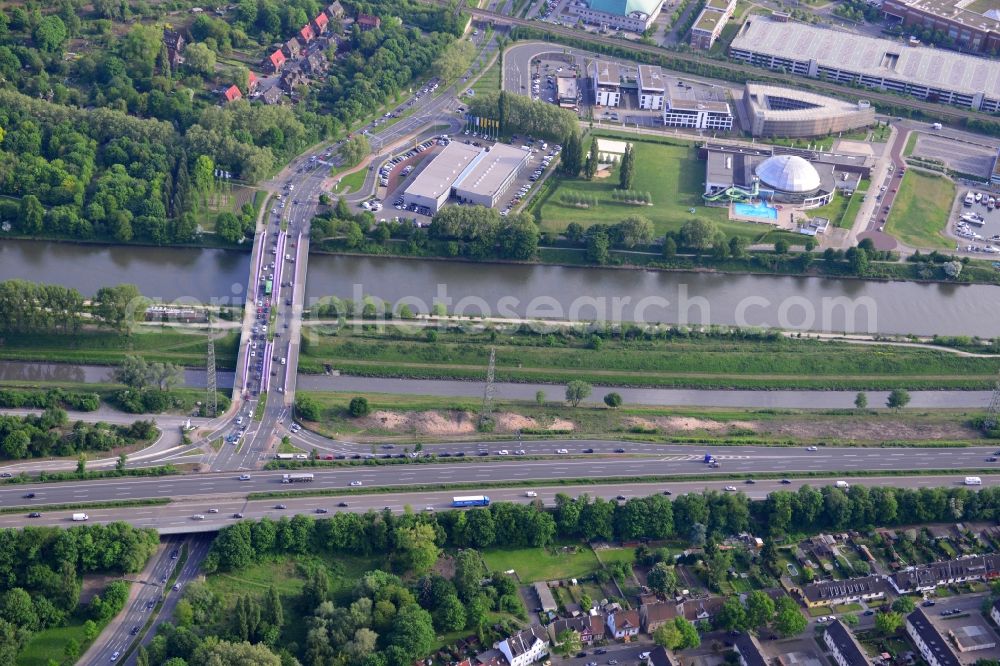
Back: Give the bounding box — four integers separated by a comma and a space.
903, 132, 919, 157
332, 167, 368, 195
537, 137, 791, 242
0, 329, 239, 369
298, 328, 996, 390
806, 190, 850, 229
17, 616, 92, 666
472, 56, 502, 96
596, 546, 636, 566
885, 171, 954, 249
836, 181, 869, 228
482, 545, 601, 582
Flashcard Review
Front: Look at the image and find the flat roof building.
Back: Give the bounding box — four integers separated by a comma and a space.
690, 0, 738, 49
569, 0, 664, 32
740, 82, 876, 137
664, 85, 734, 131
882, 0, 1000, 55
729, 18, 1000, 113
453, 143, 530, 209
638, 65, 665, 110
591, 61, 622, 107
403, 142, 482, 214
557, 76, 579, 108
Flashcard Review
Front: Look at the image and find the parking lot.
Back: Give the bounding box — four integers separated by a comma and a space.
913, 133, 999, 179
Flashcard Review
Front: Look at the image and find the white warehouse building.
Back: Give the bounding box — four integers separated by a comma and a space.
402, 142, 482, 214
453, 143, 531, 209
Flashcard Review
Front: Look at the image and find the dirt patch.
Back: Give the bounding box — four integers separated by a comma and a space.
80, 573, 121, 604
767, 418, 979, 441
362, 410, 477, 435
432, 553, 456, 580
624, 416, 758, 433
495, 412, 538, 431
593, 168, 612, 179
548, 418, 575, 431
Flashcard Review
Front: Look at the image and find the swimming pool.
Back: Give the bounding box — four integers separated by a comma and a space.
733, 201, 778, 220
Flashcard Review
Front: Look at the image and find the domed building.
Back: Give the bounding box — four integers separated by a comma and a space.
702, 142, 869, 210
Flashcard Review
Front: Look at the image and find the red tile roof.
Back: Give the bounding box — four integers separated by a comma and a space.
268, 50, 286, 70
299, 24, 315, 42
314, 13, 329, 31
223, 84, 242, 102
247, 71, 259, 91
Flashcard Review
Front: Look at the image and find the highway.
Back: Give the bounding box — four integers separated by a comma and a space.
3, 474, 998, 534
6, 443, 1000, 510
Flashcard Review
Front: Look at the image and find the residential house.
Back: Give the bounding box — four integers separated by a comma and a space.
800, 576, 888, 608
264, 49, 286, 73
222, 84, 242, 103
280, 68, 306, 92
299, 23, 315, 44
647, 647, 678, 666
303, 52, 327, 75
247, 71, 259, 94
326, 1, 345, 19
640, 602, 679, 634
682, 597, 725, 623
991, 599, 1000, 627
533, 582, 557, 613
734, 632, 769, 666
162, 29, 186, 69
313, 12, 329, 34
475, 649, 507, 666
906, 609, 962, 666
261, 86, 283, 105
283, 37, 302, 59
606, 609, 641, 640
497, 626, 548, 666
824, 620, 871, 666
890, 554, 1000, 593
357, 13, 381, 30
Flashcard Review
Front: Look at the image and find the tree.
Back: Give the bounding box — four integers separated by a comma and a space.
584, 138, 598, 179
340, 135, 371, 168
560, 132, 582, 176
20, 195, 45, 234
653, 621, 682, 649
603, 392, 622, 409
774, 597, 808, 637
647, 562, 677, 596
887, 389, 910, 410
679, 218, 721, 251
34, 16, 68, 51
116, 355, 151, 390
875, 610, 904, 635
565, 381, 592, 407
585, 229, 609, 264
717, 597, 748, 632
93, 284, 146, 334
116, 453, 127, 472
555, 629, 583, 656
348, 396, 370, 418
662, 235, 677, 259
854, 392, 868, 410
432, 39, 476, 82
2, 431, 30, 459
191, 638, 281, 665
892, 596, 916, 613
942, 261, 962, 278
619, 143, 635, 190
612, 215, 653, 248
774, 238, 790, 254
433, 595, 466, 632
185, 42, 217, 77
454, 549, 487, 602
745, 590, 775, 629
395, 524, 441, 575
76, 454, 87, 475
535, 390, 545, 406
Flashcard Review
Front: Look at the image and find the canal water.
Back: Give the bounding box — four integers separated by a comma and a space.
2, 239, 1000, 336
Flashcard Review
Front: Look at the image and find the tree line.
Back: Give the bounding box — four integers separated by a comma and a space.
0, 280, 151, 336
0, 522, 159, 663
470, 90, 580, 144
0, 406, 156, 459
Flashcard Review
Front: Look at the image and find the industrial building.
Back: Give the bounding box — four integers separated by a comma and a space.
568, 0, 664, 32
638, 65, 665, 110
401, 142, 482, 214
881, 0, 1000, 55
729, 18, 1000, 113
690, 0, 738, 49
591, 60, 622, 107
739, 82, 876, 137
663, 85, 734, 131
701, 142, 872, 209
557, 76, 579, 108
452, 143, 530, 208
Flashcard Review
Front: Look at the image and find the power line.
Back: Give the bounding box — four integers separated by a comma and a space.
985, 370, 1000, 432
206, 319, 217, 418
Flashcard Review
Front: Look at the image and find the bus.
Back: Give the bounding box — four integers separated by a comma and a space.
282, 473, 315, 483
452, 495, 490, 507
265, 279, 273, 296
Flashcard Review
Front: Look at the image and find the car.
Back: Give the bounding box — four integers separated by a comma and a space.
28, 512, 41, 518
594, 649, 607, 655
350, 480, 363, 486
497, 449, 509, 456
988, 457, 998, 462
173, 583, 181, 591
662, 490, 672, 496
525, 491, 538, 497
806, 446, 818, 451
724, 486, 737, 492
587, 662, 597, 666
614, 448, 626, 453
863, 609, 875, 616
338, 501, 350, 507
234, 512, 243, 518
424, 506, 435, 511
275, 504, 287, 510
781, 479, 792, 484
582, 448, 595, 453
131, 625, 140, 635
0, 472, 11, 477
576, 653, 587, 659
556, 448, 569, 454
607, 661, 618, 665
616, 495, 627, 500
639, 654, 650, 661
171, 550, 179, 559
922, 599, 936, 607
23, 493, 35, 499
745, 478, 756, 484
239, 474, 251, 481
207, 508, 219, 513
817, 616, 829, 623
111, 651, 121, 661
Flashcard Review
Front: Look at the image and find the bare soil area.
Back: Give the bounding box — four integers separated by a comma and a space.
361, 410, 575, 435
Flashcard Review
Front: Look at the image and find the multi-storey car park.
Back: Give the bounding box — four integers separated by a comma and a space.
738, 82, 876, 138
729, 17, 1000, 113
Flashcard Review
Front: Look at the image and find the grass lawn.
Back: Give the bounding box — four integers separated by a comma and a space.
597, 546, 636, 566
17, 615, 93, 666
807, 190, 850, 228
482, 545, 601, 582
833, 602, 863, 613
885, 170, 954, 249
472, 56, 501, 95
278, 438, 304, 454
835, 181, 869, 228
538, 137, 780, 242
332, 167, 368, 195
903, 131, 919, 157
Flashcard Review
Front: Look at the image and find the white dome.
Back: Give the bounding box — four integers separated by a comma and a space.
755, 155, 821, 193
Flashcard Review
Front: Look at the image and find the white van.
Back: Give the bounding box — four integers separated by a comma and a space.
965, 476, 983, 486
72, 513, 89, 521
835, 480, 850, 489
525, 491, 538, 497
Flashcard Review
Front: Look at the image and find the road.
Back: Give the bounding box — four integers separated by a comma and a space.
3, 473, 999, 534
6, 443, 1000, 509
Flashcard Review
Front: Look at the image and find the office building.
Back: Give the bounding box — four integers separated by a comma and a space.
664, 84, 734, 130
638, 65, 665, 109
690, 0, 737, 49
591, 60, 622, 107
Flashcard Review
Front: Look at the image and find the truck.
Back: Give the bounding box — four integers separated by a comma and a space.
965, 476, 983, 486
835, 480, 850, 489
282, 473, 315, 483
452, 495, 490, 507
274, 453, 295, 460
72, 513, 89, 521
704, 453, 715, 463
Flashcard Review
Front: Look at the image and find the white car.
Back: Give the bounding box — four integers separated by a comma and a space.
806, 446, 818, 451
111, 651, 120, 662
236, 417, 243, 425
556, 448, 569, 454
525, 491, 538, 497
350, 480, 363, 486
724, 486, 737, 492
239, 474, 251, 481
497, 450, 509, 456
294, 454, 308, 460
